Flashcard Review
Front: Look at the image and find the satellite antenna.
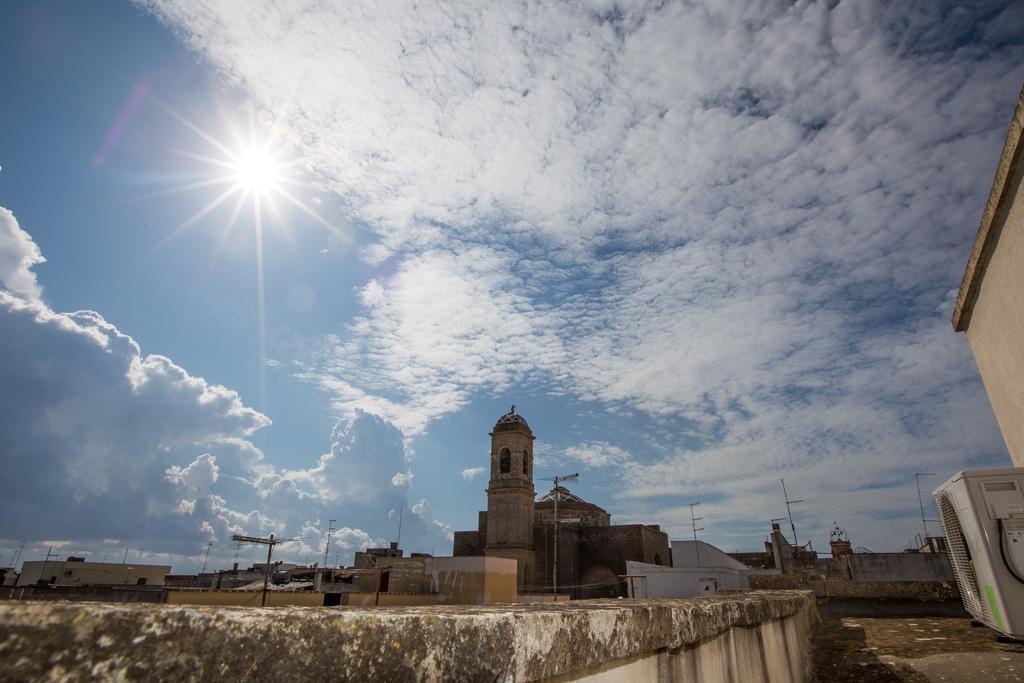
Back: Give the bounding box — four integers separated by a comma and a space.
539, 472, 579, 594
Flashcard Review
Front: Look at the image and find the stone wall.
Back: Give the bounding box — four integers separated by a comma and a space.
0, 591, 817, 681
532, 524, 581, 594
577, 525, 671, 591
453, 530, 484, 556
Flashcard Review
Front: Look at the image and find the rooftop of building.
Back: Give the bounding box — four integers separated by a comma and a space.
813, 615, 1024, 682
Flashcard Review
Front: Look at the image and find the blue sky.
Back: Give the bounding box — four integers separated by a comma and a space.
0, 0, 1022, 571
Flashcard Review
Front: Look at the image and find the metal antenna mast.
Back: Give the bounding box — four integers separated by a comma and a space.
689, 502, 705, 567
540, 472, 579, 595
12, 540, 25, 570
914, 473, 939, 543
780, 479, 803, 547
200, 541, 213, 574
232, 534, 295, 606
324, 519, 336, 568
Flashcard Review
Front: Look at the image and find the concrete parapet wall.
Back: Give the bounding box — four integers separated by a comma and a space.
0, 585, 168, 603
847, 553, 954, 582
0, 591, 815, 682
167, 590, 325, 607
342, 592, 440, 607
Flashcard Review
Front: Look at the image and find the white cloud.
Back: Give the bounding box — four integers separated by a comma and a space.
132, 0, 1022, 550
165, 454, 220, 493
0, 209, 454, 569
0, 207, 44, 301
564, 442, 632, 469
411, 498, 454, 543
461, 467, 484, 481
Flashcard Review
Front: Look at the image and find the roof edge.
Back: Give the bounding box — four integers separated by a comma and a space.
952, 82, 1024, 332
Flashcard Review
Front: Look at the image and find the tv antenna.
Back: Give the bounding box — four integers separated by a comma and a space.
688, 502, 705, 566
780, 479, 803, 547
914, 473, 939, 542
324, 519, 336, 569
200, 541, 214, 574
540, 472, 579, 595
232, 534, 296, 606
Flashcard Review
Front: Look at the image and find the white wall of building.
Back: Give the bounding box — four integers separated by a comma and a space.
17, 560, 171, 587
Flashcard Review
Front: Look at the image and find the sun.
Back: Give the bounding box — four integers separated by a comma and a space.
228, 146, 282, 195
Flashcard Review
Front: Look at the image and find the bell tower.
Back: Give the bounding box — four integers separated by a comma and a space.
485, 405, 536, 588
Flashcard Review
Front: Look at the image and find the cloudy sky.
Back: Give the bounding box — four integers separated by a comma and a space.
0, 0, 1021, 572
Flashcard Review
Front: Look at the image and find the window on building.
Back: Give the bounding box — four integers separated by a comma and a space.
64, 569, 73, 577
48, 576, 57, 584
136, 577, 148, 586
523, 452, 529, 475
654, 553, 662, 566
499, 448, 510, 473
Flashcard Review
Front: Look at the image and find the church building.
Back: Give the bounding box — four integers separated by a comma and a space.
453, 407, 670, 598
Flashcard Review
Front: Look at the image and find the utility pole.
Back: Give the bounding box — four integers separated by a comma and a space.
689, 502, 705, 567
232, 534, 293, 607
540, 472, 579, 595
200, 541, 214, 575
915, 473, 939, 545
780, 479, 803, 547
396, 507, 403, 548
324, 519, 336, 569
122, 547, 130, 565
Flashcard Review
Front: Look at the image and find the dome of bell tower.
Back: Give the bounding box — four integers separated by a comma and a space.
493, 404, 532, 435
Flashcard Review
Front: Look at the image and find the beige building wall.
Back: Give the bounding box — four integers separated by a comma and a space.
953, 85, 1024, 467
352, 555, 518, 604
427, 556, 517, 604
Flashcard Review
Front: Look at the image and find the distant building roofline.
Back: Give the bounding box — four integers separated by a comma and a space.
952, 83, 1024, 332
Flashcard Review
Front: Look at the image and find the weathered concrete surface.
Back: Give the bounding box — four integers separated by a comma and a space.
0, 591, 815, 682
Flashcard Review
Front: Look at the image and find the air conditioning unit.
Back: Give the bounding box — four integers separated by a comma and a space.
934, 468, 1024, 639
